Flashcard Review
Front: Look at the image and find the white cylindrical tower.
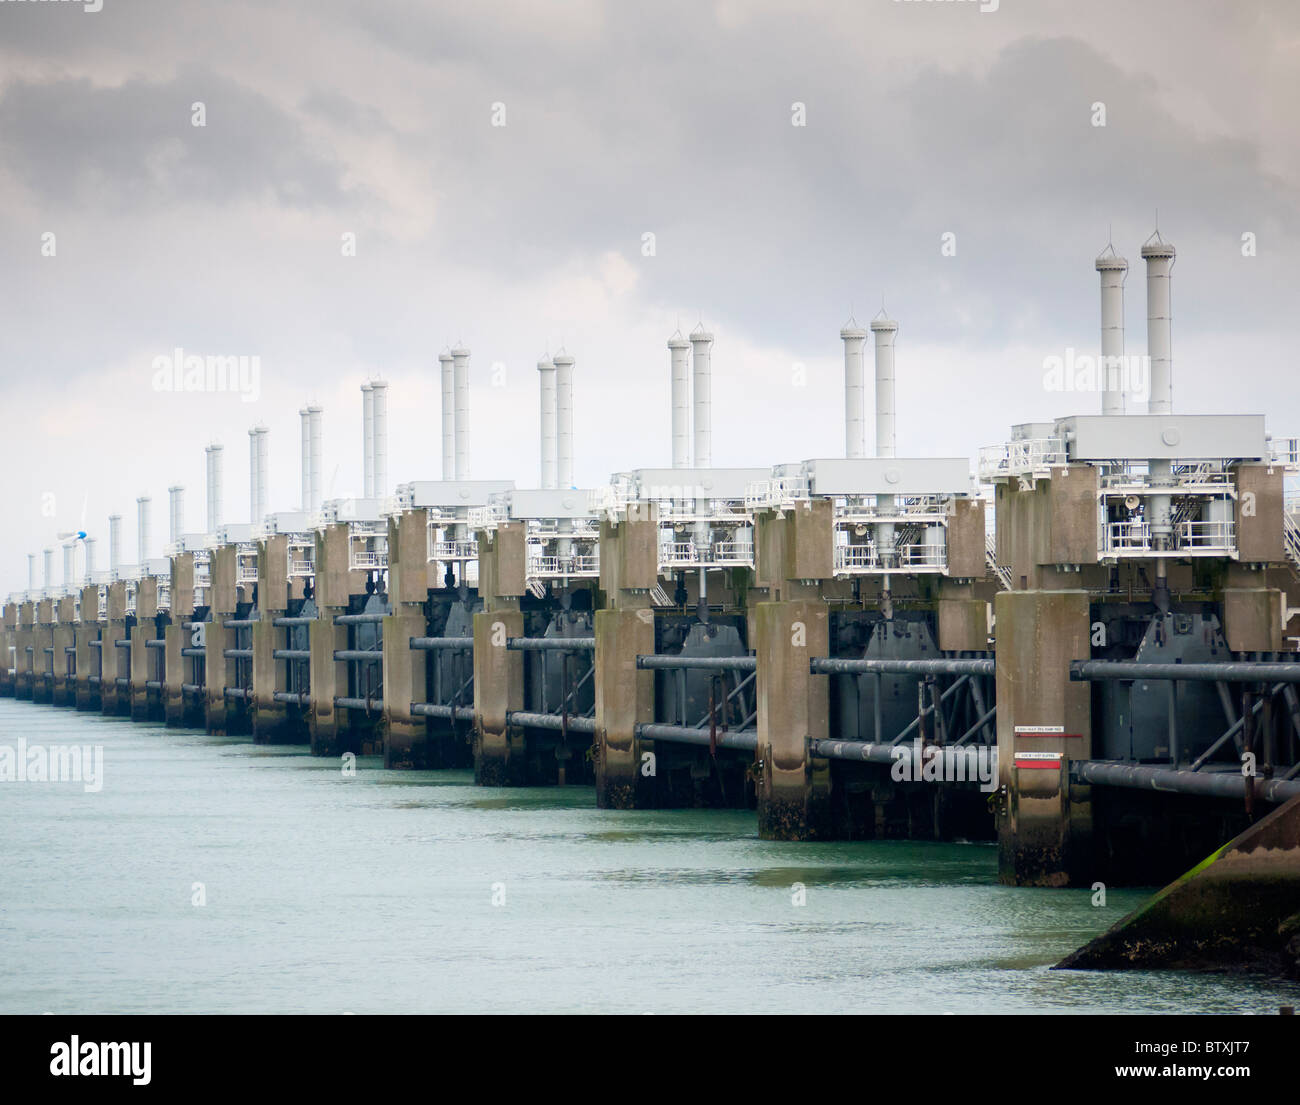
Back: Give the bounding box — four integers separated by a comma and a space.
870, 314, 898, 460
841, 322, 868, 459
371, 379, 389, 499
84, 537, 96, 582
361, 382, 375, 498
1096, 248, 1129, 416
248, 426, 269, 524
452, 345, 471, 480
538, 356, 558, 489
554, 352, 575, 489
689, 326, 713, 470
168, 485, 184, 547
308, 405, 323, 514
439, 352, 455, 481
300, 407, 312, 512
43, 548, 53, 590
669, 334, 691, 468
137, 496, 151, 565
205, 443, 223, 535
63, 544, 75, 589
27, 552, 36, 593
1141, 234, 1176, 415
870, 313, 899, 563
109, 515, 122, 573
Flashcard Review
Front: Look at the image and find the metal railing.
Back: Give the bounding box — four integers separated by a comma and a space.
978, 437, 1067, 481
527, 554, 600, 578
1102, 518, 1236, 557
834, 541, 946, 572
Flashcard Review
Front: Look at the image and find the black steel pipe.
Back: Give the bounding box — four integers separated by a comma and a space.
272, 691, 309, 705
222, 619, 255, 629
334, 696, 382, 710
634, 723, 758, 751
223, 648, 253, 659
145, 639, 166, 649
1072, 759, 1300, 802
508, 637, 596, 652
410, 637, 475, 651
333, 650, 382, 662
1072, 660, 1300, 684
636, 655, 757, 672
410, 703, 476, 721
272, 616, 316, 627
181, 683, 202, 695
336, 613, 387, 624
224, 687, 251, 700
273, 649, 311, 660
810, 657, 995, 677
181, 647, 205, 657
810, 739, 898, 764
507, 710, 597, 734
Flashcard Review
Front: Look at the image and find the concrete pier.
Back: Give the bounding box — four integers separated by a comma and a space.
0, 602, 16, 697
754, 498, 834, 840
99, 582, 128, 716
994, 589, 1092, 887
383, 508, 432, 768
472, 523, 526, 785
31, 598, 54, 705
51, 594, 76, 707
252, 535, 297, 744
594, 505, 657, 807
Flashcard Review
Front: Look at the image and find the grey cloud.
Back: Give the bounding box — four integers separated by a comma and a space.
0, 67, 356, 211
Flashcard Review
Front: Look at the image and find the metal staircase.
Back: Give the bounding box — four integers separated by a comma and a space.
986, 533, 1012, 591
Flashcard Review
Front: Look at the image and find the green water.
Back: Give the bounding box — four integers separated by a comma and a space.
1, 698, 1296, 1014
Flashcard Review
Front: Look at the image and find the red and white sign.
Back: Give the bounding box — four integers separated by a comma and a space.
1014, 751, 1064, 770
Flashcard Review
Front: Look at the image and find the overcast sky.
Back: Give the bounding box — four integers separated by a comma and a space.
2, 0, 1297, 592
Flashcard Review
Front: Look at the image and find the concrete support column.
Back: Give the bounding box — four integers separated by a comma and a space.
129, 622, 155, 720
129, 579, 159, 720
14, 603, 35, 700
383, 609, 430, 767
100, 583, 128, 715
0, 603, 16, 696
472, 522, 526, 784
204, 618, 234, 734
251, 535, 294, 743
383, 508, 433, 768
51, 597, 76, 707
309, 615, 349, 756
163, 621, 186, 725
99, 624, 126, 716
756, 598, 831, 840
594, 504, 658, 807
994, 589, 1092, 887
472, 607, 524, 784
594, 607, 655, 807
51, 628, 75, 706
74, 591, 101, 711
250, 618, 289, 743
31, 600, 54, 704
